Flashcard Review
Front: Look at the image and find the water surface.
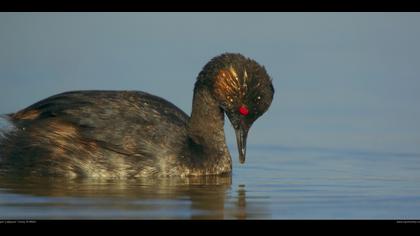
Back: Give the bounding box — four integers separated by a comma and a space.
1, 145, 419, 219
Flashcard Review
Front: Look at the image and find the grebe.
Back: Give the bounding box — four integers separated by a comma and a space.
0, 53, 274, 178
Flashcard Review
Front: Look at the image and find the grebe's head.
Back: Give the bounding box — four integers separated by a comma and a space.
196, 53, 274, 164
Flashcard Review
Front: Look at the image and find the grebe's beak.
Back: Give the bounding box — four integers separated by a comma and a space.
235, 126, 249, 164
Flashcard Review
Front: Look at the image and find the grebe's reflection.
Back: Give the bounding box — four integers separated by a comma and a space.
0, 175, 270, 219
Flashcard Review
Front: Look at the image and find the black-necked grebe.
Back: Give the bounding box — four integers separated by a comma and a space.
0, 53, 274, 178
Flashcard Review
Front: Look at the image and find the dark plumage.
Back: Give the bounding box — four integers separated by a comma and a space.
0, 53, 274, 178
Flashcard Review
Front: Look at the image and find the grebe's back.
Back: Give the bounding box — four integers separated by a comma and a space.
1, 90, 191, 178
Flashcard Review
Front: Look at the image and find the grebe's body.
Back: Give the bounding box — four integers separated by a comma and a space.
0, 53, 274, 178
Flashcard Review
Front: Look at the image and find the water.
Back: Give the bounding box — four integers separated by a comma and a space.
1, 145, 420, 219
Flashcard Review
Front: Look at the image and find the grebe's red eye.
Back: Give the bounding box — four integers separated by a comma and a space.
239, 105, 249, 116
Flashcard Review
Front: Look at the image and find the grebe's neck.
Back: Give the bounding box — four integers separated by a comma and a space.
183, 80, 232, 176
187, 86, 226, 150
